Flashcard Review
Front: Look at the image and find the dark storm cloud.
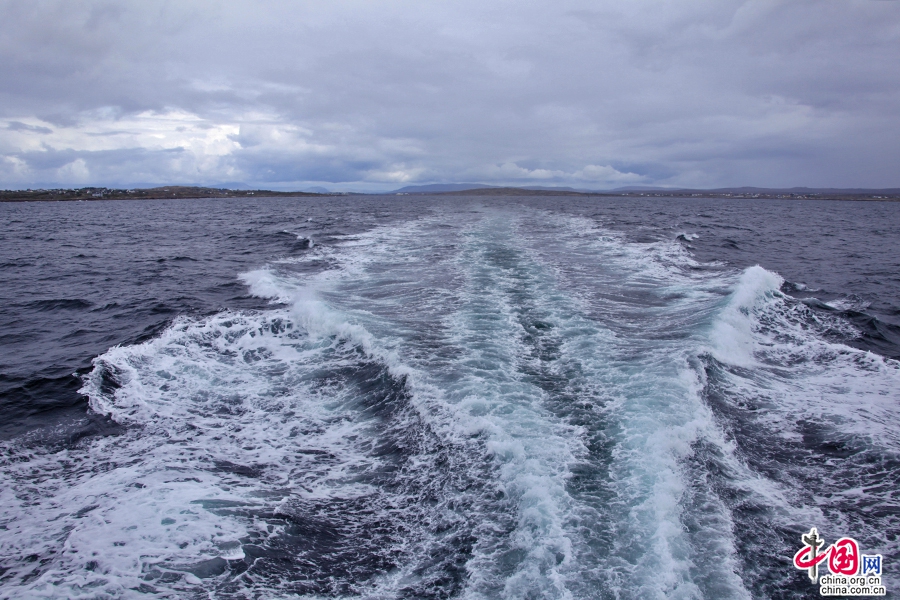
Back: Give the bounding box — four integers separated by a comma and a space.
1, 0, 898, 190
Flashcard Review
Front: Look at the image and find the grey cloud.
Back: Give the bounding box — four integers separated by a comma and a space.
5, 147, 190, 187
1, 0, 899, 190
7, 121, 52, 134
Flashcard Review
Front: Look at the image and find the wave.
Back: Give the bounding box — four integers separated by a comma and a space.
1, 305, 496, 597
1, 207, 896, 599
278, 229, 315, 250
24, 298, 94, 311
697, 264, 900, 597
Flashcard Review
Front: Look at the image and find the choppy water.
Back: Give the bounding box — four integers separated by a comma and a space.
1, 196, 898, 599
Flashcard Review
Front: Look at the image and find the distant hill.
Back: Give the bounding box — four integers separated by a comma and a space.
634, 187, 900, 197
705, 186, 900, 195
518, 185, 593, 193
384, 185, 900, 201
391, 183, 495, 193
4, 184, 898, 203
441, 187, 596, 197
612, 185, 676, 191
0, 186, 330, 202
392, 183, 609, 194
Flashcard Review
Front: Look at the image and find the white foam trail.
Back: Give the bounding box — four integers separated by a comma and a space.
0, 296, 449, 597
443, 234, 581, 598
696, 263, 900, 592
506, 212, 751, 599
4, 205, 896, 599
707, 264, 900, 446
296, 209, 747, 599
709, 265, 784, 367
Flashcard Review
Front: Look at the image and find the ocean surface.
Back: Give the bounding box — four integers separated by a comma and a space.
1, 195, 898, 599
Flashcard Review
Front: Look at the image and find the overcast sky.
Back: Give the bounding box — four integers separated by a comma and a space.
1, 0, 898, 191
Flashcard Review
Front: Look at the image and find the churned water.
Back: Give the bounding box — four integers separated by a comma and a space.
1, 196, 898, 599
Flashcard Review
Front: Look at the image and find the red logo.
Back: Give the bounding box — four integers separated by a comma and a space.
829, 538, 860, 576
794, 529, 888, 596
793, 528, 861, 581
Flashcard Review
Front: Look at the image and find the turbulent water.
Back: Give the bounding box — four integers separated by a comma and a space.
1, 196, 898, 599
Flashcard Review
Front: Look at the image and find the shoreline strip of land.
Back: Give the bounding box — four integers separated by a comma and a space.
2, 185, 899, 203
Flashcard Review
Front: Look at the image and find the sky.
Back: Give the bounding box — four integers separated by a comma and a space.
1, 0, 899, 192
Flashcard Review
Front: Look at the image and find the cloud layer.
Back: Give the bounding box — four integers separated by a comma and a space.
1, 0, 899, 190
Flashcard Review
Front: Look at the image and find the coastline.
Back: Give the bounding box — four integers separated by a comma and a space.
2, 185, 899, 203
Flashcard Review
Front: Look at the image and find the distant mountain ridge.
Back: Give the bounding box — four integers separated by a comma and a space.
3, 184, 898, 202
0, 186, 334, 202
391, 183, 495, 193
392, 183, 603, 194
389, 184, 900, 197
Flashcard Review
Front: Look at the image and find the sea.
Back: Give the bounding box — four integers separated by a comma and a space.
1, 195, 898, 599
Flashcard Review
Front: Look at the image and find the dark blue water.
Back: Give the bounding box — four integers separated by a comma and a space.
1, 196, 898, 599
